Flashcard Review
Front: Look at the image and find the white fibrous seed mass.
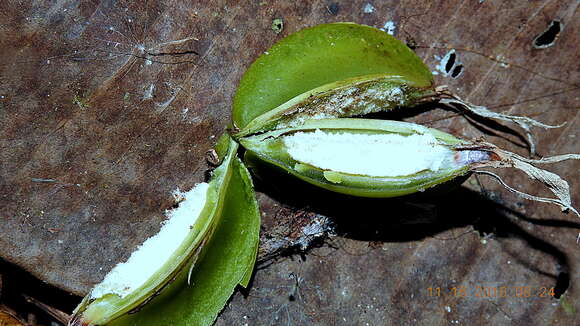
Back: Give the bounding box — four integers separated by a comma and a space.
283, 130, 457, 177
90, 182, 210, 299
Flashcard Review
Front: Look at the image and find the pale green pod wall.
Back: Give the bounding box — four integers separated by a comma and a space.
240, 119, 477, 198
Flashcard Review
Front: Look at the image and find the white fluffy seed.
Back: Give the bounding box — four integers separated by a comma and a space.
90, 182, 210, 299
283, 130, 457, 177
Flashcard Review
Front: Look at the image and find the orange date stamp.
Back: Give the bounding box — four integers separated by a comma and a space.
427, 286, 555, 298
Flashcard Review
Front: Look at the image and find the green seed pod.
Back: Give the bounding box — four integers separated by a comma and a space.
240, 118, 579, 215
107, 156, 261, 326
232, 22, 433, 130
69, 137, 257, 326
233, 22, 560, 154
240, 118, 472, 198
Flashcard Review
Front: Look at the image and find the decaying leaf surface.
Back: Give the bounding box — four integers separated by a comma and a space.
0, 1, 578, 325
0, 0, 239, 295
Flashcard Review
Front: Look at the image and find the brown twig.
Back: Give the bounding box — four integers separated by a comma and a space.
22, 294, 70, 325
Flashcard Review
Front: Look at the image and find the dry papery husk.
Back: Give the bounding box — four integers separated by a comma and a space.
432, 86, 565, 155
462, 142, 580, 216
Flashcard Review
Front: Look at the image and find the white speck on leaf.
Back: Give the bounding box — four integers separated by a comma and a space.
363, 3, 375, 13
380, 21, 396, 35
143, 84, 155, 100
496, 55, 510, 68
155, 93, 177, 112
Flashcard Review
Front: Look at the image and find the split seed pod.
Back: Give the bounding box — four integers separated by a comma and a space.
69, 137, 260, 326
233, 22, 561, 152
232, 22, 577, 214
240, 118, 579, 215
241, 118, 466, 197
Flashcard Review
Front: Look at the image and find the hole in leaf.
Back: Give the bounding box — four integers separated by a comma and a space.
327, 2, 340, 15
533, 20, 562, 48
271, 18, 284, 34
406, 37, 417, 50
451, 64, 463, 78
445, 52, 456, 73
553, 271, 569, 299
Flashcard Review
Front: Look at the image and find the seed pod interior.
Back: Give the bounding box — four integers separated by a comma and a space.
237, 75, 435, 137
283, 130, 457, 177
107, 157, 261, 326
234, 22, 559, 155
89, 183, 211, 300
240, 118, 481, 198
233, 22, 433, 129
70, 139, 240, 326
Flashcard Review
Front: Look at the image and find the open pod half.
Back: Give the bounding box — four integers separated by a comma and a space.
240, 118, 579, 215
232, 22, 433, 130
241, 118, 471, 198
70, 136, 261, 326
236, 74, 436, 137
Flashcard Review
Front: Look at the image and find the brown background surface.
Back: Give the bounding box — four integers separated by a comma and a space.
1, 1, 578, 325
